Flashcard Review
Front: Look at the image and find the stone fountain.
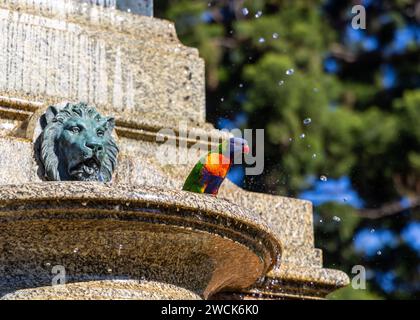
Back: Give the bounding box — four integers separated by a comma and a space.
0, 0, 349, 299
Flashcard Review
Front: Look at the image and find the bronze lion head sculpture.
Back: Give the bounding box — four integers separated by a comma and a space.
39, 102, 119, 182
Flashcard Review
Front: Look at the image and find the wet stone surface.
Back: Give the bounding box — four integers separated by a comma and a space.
0, 182, 280, 299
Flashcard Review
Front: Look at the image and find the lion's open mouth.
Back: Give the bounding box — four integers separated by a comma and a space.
69, 157, 101, 181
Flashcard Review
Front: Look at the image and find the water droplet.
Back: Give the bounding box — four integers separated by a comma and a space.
278, 80, 284, 86
288, 137, 293, 142
370, 228, 375, 233
258, 37, 265, 43
320, 175, 327, 182
272, 32, 279, 39
377, 250, 382, 256
333, 216, 341, 222
299, 133, 305, 139
73, 248, 79, 253
220, 97, 224, 102
286, 68, 294, 75
312, 153, 317, 159
127, 8, 131, 13
239, 83, 243, 88
242, 8, 249, 16
319, 219, 323, 223
255, 11, 262, 18
303, 118, 312, 125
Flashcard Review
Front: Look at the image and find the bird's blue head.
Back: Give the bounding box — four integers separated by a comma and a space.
222, 137, 250, 156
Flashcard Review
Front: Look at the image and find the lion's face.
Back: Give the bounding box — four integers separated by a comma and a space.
58, 116, 111, 181
40, 103, 119, 182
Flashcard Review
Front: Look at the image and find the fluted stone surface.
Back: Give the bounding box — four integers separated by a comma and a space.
0, 0, 205, 125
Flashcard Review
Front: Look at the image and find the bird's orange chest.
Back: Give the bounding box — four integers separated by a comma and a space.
204, 153, 231, 177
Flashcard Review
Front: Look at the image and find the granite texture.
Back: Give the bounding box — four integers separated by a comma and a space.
2, 280, 201, 300
0, 136, 38, 185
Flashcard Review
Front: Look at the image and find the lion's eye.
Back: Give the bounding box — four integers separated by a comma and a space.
97, 130, 104, 137
70, 126, 80, 134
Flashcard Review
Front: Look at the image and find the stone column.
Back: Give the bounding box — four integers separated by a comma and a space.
77, 0, 153, 16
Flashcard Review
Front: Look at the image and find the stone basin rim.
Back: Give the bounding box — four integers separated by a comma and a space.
0, 182, 282, 275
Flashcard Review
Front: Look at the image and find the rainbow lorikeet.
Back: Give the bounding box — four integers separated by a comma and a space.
182, 137, 250, 195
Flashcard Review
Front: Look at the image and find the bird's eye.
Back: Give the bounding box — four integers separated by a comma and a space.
70, 126, 80, 134
97, 130, 104, 137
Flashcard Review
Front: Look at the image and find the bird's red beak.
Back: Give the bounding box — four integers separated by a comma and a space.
243, 144, 250, 154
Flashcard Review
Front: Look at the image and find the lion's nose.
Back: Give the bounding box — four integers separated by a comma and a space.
86, 142, 104, 153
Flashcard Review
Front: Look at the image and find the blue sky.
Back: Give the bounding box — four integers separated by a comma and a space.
299, 176, 364, 209
353, 228, 398, 256
402, 222, 420, 253
326, 18, 420, 88
353, 223, 420, 293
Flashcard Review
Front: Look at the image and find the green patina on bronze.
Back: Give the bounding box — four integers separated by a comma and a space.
39, 102, 119, 182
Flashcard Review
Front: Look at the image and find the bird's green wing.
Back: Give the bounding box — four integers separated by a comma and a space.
182, 159, 206, 193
